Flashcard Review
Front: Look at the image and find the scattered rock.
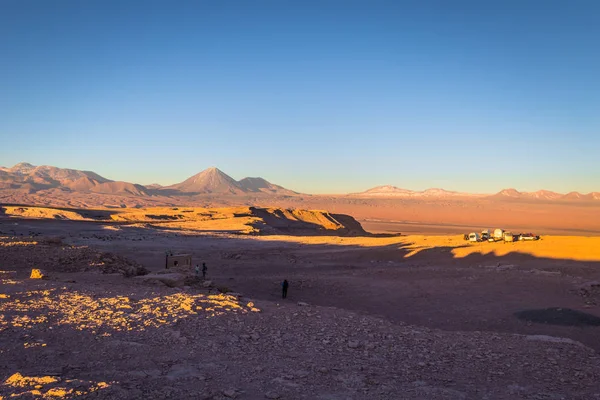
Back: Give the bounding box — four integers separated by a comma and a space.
136, 273, 186, 288
167, 364, 206, 380
347, 340, 360, 349
297, 302, 309, 307
222, 389, 238, 398
203, 280, 213, 288
265, 391, 281, 399
30, 268, 47, 279
525, 335, 588, 348
0, 270, 17, 278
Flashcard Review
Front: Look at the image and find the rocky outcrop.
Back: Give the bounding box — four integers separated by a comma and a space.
248, 207, 368, 236
0, 237, 148, 277
136, 273, 187, 288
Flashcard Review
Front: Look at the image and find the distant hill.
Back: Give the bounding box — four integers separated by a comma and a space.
492, 188, 598, 201
0, 163, 147, 196
166, 168, 298, 195
351, 185, 485, 198
238, 177, 298, 195
167, 167, 244, 194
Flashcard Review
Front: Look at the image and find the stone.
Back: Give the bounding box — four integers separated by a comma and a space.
136, 273, 186, 288
297, 302, 309, 307
265, 391, 281, 399
167, 364, 206, 380
295, 370, 309, 378
203, 280, 213, 288
525, 335, 587, 348
222, 389, 237, 398
347, 340, 360, 349
30, 269, 47, 279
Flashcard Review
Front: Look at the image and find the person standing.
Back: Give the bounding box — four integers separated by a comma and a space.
195, 264, 200, 277
202, 262, 207, 279
282, 279, 289, 299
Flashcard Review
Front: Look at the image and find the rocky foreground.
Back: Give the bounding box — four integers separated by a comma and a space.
1, 272, 600, 400
1, 235, 600, 399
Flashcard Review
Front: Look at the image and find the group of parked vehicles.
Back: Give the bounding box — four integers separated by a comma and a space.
463, 228, 540, 243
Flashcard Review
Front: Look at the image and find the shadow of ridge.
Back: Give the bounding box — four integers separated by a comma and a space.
515, 308, 600, 327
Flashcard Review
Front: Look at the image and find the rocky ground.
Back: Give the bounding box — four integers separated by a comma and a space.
2, 217, 600, 399
2, 272, 600, 399
0, 236, 147, 277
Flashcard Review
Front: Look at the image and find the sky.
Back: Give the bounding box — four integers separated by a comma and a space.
0, 0, 599, 194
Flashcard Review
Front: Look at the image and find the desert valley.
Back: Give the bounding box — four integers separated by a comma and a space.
1, 162, 600, 399
4, 1, 600, 398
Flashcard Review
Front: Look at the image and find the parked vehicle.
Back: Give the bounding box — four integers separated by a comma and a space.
463, 233, 470, 241
503, 232, 514, 242
519, 233, 540, 241
468, 232, 480, 242
481, 229, 490, 240
493, 229, 504, 241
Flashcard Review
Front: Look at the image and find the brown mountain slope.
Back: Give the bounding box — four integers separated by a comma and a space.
238, 177, 298, 195
167, 167, 245, 194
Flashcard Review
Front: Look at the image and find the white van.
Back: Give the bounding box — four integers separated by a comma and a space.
468, 232, 480, 242
493, 229, 504, 241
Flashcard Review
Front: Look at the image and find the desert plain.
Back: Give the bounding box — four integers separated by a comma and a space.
1, 202, 600, 400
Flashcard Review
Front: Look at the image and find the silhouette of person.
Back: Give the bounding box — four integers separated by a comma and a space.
195, 264, 200, 277
202, 262, 207, 279
282, 279, 289, 299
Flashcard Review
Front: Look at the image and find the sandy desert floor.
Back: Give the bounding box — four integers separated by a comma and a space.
1, 214, 600, 399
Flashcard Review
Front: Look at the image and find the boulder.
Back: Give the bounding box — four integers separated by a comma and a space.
222, 389, 238, 398
30, 269, 47, 279
202, 280, 213, 288
136, 273, 186, 288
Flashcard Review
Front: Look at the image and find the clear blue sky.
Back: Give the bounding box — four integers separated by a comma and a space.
1, 0, 598, 194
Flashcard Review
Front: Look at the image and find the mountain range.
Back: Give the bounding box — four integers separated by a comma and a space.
0, 162, 298, 197
0, 162, 598, 202
351, 185, 486, 198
